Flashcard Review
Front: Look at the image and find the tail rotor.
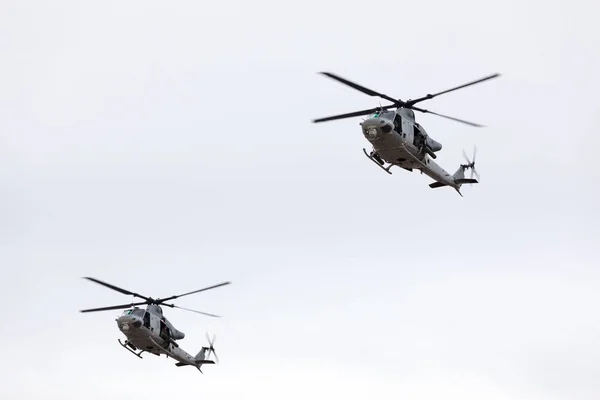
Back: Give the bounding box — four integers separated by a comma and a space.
205, 332, 219, 363
461, 145, 480, 181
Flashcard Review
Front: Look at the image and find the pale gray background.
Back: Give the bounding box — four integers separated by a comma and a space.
1, 0, 599, 399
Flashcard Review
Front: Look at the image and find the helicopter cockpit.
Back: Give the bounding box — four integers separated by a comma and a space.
122, 308, 145, 318
368, 110, 395, 120
122, 307, 152, 329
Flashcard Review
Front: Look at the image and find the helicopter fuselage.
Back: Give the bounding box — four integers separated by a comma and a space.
361, 109, 459, 188
115, 306, 199, 366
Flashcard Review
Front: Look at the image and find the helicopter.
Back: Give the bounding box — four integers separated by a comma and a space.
312, 71, 500, 196
80, 277, 230, 373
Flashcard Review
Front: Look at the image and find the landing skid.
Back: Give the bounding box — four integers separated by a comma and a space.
118, 339, 144, 359
362, 148, 393, 175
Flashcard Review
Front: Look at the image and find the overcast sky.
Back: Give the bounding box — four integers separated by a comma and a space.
1, 0, 599, 399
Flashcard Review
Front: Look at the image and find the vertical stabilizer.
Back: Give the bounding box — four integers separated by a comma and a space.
452, 166, 465, 180
195, 347, 207, 361
453, 146, 479, 190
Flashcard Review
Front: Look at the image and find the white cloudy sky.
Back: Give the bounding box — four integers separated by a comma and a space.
1, 0, 599, 399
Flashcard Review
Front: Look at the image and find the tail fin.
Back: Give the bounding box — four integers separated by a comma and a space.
455, 146, 480, 187
449, 166, 477, 197
195, 333, 218, 364
455, 178, 478, 185
195, 347, 208, 361
194, 347, 215, 369
452, 166, 478, 186
452, 165, 466, 180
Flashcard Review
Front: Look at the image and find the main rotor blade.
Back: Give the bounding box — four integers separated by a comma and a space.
80, 301, 147, 313
163, 303, 222, 318
411, 106, 485, 127
83, 277, 152, 302
157, 281, 231, 303
319, 72, 400, 105
312, 105, 396, 123
407, 73, 501, 106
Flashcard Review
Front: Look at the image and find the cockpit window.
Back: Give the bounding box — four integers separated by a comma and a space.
369, 110, 394, 120
131, 309, 146, 318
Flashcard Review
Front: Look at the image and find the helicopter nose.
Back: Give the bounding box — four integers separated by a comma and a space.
116, 316, 142, 332
360, 118, 393, 138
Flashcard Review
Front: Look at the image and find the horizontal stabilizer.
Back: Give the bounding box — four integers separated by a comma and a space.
455, 178, 478, 185
195, 360, 215, 365
175, 360, 215, 367
429, 181, 447, 189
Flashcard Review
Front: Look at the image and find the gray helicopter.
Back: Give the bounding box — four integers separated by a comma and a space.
312, 72, 500, 196
80, 277, 230, 373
